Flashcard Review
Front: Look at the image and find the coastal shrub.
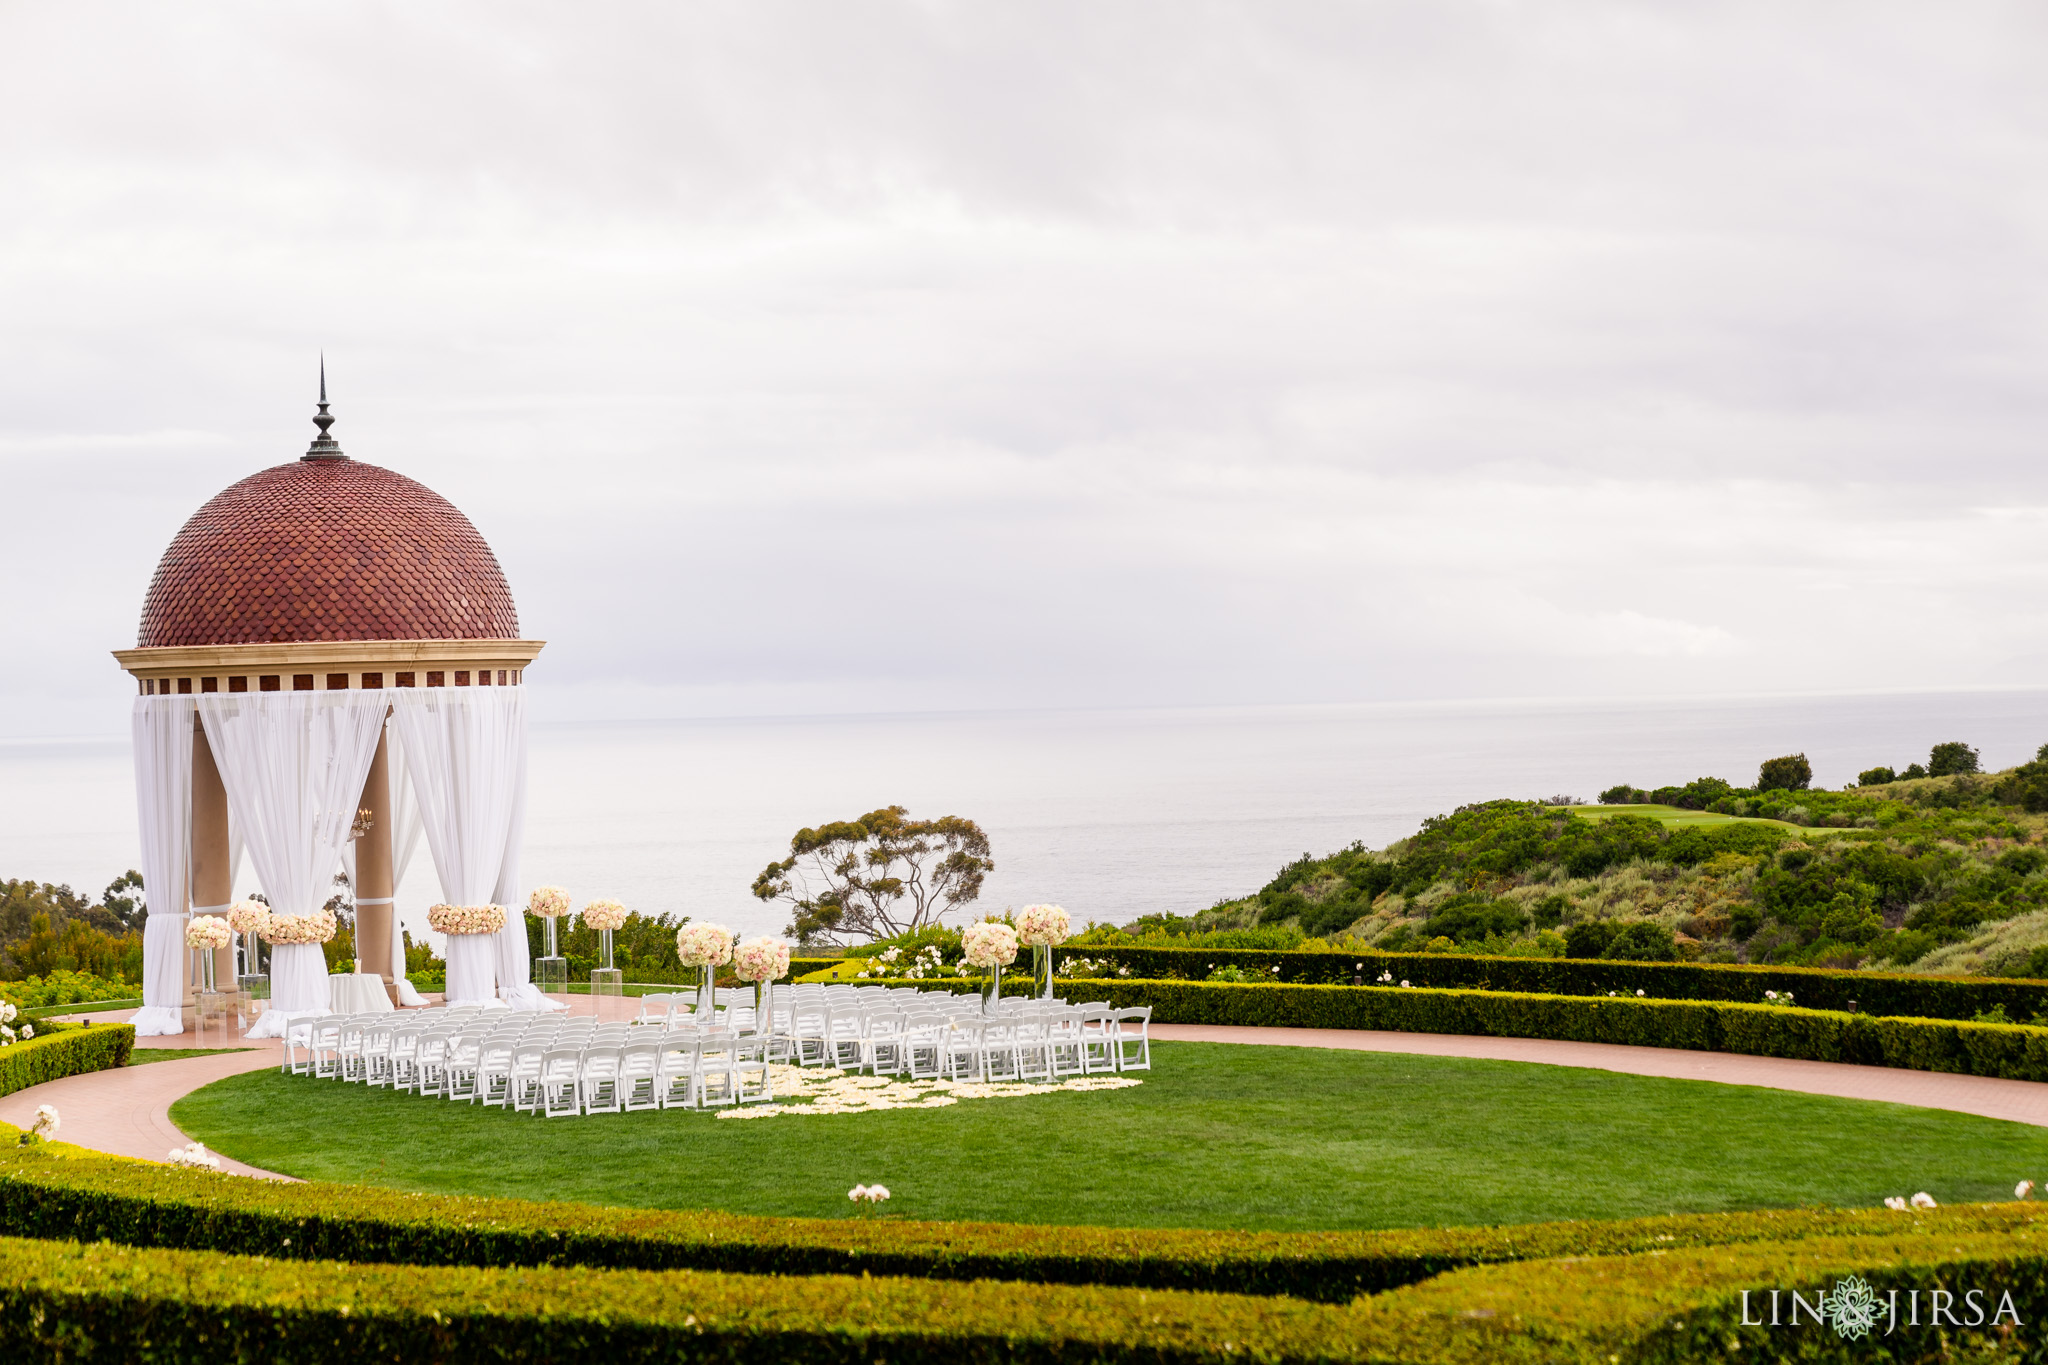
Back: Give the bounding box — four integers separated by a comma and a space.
1602, 921, 1677, 961
1083, 977, 2048, 1081
1561, 920, 1615, 959
1756, 753, 1812, 791
1858, 765, 1897, 786
1928, 741, 1982, 777
2, 1140, 2041, 1303
0, 1022, 131, 1098
1041, 943, 2048, 1020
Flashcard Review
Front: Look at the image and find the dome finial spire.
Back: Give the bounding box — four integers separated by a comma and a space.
303, 354, 347, 461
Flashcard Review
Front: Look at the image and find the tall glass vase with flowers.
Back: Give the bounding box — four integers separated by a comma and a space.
580, 900, 629, 1005
676, 923, 735, 1019
528, 886, 571, 999
961, 920, 1020, 1014
1015, 905, 1070, 999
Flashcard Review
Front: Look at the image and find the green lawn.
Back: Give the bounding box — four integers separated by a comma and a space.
1562, 803, 1856, 834
171, 1042, 2048, 1232
127, 1048, 253, 1066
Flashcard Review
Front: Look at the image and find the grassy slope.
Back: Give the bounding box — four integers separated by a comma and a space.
1562, 804, 1811, 831
172, 1041, 2048, 1232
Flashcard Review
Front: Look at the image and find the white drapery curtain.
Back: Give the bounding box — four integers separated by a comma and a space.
338, 720, 429, 1006
131, 697, 195, 1036
390, 687, 549, 1009
198, 691, 393, 1037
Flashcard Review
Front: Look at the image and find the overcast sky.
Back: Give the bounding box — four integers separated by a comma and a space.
2, 2, 2045, 738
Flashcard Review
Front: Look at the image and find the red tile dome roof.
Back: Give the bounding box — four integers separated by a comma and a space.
139, 459, 520, 647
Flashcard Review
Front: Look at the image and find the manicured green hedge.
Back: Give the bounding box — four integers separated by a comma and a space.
1054, 944, 2048, 1021
0, 1226, 2040, 1363
2, 1142, 2040, 1303
1087, 978, 2048, 1081
0, 1023, 131, 1099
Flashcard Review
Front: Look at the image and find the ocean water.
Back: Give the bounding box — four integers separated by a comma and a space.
3, 688, 2045, 947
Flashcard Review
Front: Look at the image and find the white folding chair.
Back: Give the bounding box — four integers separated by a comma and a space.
1112, 1007, 1151, 1072
656, 1036, 701, 1109
695, 1028, 739, 1107
578, 1046, 624, 1115
942, 1018, 984, 1081
979, 1019, 1022, 1082
903, 1012, 949, 1080
1078, 1008, 1118, 1074
864, 1010, 908, 1075
388, 1021, 423, 1089
309, 1016, 347, 1080
281, 1016, 318, 1075
791, 1005, 831, 1067
619, 1041, 663, 1112
509, 1042, 548, 1113
477, 1040, 517, 1107
415, 1031, 454, 1097
539, 1048, 583, 1118
362, 1019, 398, 1087
733, 1031, 773, 1105
1012, 1010, 1054, 1082
445, 1032, 485, 1103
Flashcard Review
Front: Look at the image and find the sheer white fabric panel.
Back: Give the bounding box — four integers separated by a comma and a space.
487, 708, 552, 1009
337, 722, 429, 1005
442, 933, 499, 1006
390, 688, 537, 1008
198, 692, 392, 1031
131, 697, 195, 1037
246, 944, 331, 1038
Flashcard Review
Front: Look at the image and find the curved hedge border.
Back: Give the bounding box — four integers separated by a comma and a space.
1088, 978, 2048, 1081
0, 1023, 132, 1099
0, 1226, 2040, 1363
1043, 944, 2048, 1021
2, 1138, 2040, 1302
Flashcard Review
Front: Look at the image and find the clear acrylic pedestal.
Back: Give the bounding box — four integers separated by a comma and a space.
589, 968, 623, 1015
195, 990, 233, 1045
536, 955, 567, 1004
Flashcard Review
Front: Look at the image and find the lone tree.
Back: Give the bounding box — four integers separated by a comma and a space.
1927, 741, 1980, 778
1757, 753, 1812, 792
753, 805, 994, 944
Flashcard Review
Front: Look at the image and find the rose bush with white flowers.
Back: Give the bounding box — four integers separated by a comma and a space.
960, 921, 1018, 969
167, 1141, 221, 1170
528, 886, 571, 919
260, 909, 337, 946
1015, 904, 1070, 947
427, 904, 507, 936
185, 915, 232, 951
581, 899, 629, 933
675, 922, 734, 968
732, 936, 791, 983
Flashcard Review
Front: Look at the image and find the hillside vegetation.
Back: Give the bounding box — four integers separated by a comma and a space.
1107, 745, 2048, 977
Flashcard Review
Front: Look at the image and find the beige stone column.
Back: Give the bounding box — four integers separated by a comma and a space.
190, 719, 236, 1011
354, 724, 398, 1004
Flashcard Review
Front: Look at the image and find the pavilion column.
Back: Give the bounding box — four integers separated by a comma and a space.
189, 718, 235, 1008
354, 723, 398, 1005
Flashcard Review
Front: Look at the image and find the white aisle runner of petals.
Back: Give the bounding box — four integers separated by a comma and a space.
718, 1065, 1141, 1119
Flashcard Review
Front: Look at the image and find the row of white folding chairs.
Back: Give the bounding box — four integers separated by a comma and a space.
786, 1003, 1150, 1079
307, 1014, 774, 1117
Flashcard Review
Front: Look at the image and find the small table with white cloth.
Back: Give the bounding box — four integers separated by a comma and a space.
327, 973, 395, 1014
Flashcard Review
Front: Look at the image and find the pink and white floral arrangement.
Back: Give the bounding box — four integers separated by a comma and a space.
675, 922, 734, 967
427, 904, 508, 936
960, 920, 1019, 969
528, 886, 572, 919
185, 915, 233, 951
581, 899, 629, 933
1015, 904, 1070, 947
226, 900, 271, 936
732, 936, 791, 983
260, 909, 338, 945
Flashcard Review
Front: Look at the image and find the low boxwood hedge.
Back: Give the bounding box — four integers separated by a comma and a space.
2, 1138, 2041, 1303
1049, 944, 2048, 1021
0, 1022, 132, 1099
1087, 978, 2048, 1081
0, 1226, 2040, 1363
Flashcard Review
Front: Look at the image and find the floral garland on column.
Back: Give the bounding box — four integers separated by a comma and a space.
426, 904, 508, 936
259, 909, 338, 945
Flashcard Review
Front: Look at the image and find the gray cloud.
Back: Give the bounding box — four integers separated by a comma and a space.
2, 1, 2046, 736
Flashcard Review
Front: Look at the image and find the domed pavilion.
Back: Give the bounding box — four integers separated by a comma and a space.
113, 373, 549, 1035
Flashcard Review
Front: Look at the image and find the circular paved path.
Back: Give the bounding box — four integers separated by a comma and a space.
6, 1007, 2047, 1179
